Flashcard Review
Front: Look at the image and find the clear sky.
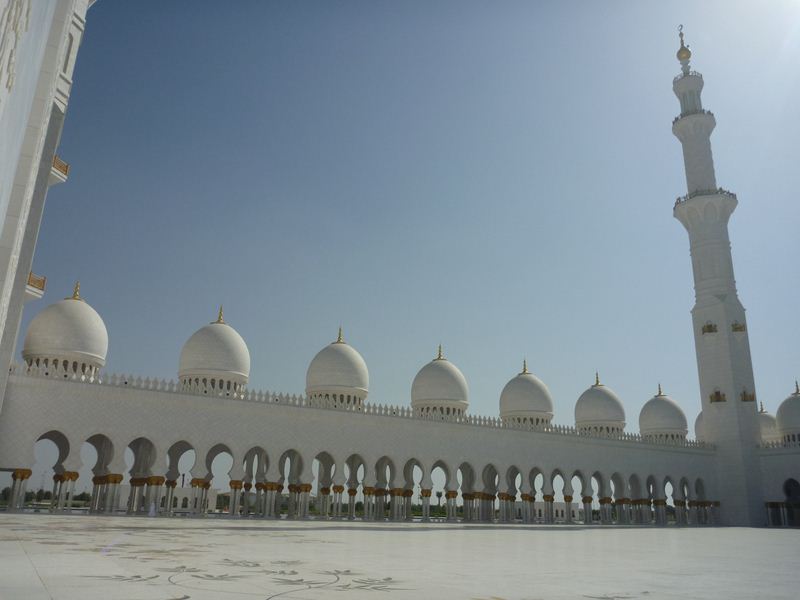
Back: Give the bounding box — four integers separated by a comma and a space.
20, 0, 800, 455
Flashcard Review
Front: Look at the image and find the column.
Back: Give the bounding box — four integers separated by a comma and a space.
615, 498, 629, 524
563, 495, 574, 524
347, 487, 358, 520
50, 474, 62, 513
709, 501, 720, 525
319, 487, 330, 519
653, 499, 667, 525
90, 475, 105, 513
242, 482, 253, 516
333, 485, 344, 518
164, 480, 177, 515
229, 480, 243, 516
599, 497, 612, 524
687, 500, 698, 525
420, 488, 431, 522
299, 484, 312, 519
373, 488, 385, 521
543, 494, 555, 524
63, 471, 78, 512
8, 469, 32, 512
673, 499, 686, 525
189, 479, 200, 515
105, 474, 123, 513
404, 490, 414, 521
445, 490, 458, 522
582, 496, 593, 524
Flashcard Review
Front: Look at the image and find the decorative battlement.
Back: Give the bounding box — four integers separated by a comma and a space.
731, 321, 747, 332
674, 188, 737, 207
7, 362, 710, 449
673, 70, 703, 83
672, 108, 714, 125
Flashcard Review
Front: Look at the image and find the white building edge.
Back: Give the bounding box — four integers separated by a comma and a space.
0, 10, 798, 527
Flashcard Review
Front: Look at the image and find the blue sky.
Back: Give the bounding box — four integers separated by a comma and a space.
22, 0, 800, 434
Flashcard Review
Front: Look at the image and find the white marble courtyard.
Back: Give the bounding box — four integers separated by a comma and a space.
0, 514, 796, 600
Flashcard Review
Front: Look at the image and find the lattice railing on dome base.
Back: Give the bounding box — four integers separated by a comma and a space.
9, 362, 711, 449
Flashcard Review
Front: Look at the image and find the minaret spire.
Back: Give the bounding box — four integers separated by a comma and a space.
336, 326, 344, 344
436, 344, 444, 360
215, 305, 224, 324
677, 25, 692, 74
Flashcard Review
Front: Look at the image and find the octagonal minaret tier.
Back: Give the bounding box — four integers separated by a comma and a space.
671, 27, 762, 525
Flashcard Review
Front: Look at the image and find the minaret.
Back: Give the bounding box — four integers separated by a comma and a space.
671, 27, 763, 525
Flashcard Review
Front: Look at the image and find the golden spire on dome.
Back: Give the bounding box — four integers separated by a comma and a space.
759, 401, 766, 413
521, 359, 529, 375
66, 281, 83, 301
594, 371, 601, 386
795, 380, 799, 395
215, 305, 225, 324
677, 24, 692, 62
657, 383, 663, 396
435, 344, 444, 360
335, 326, 344, 344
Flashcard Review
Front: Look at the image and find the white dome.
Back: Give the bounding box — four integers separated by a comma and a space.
758, 405, 780, 443
499, 362, 553, 423
306, 330, 369, 399
179, 309, 250, 385
411, 347, 468, 415
23, 283, 108, 372
776, 383, 800, 438
694, 411, 705, 441
575, 376, 625, 431
639, 388, 688, 439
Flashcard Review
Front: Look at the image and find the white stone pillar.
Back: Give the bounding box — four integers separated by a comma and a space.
347, 488, 357, 520
421, 489, 431, 521
582, 496, 593, 524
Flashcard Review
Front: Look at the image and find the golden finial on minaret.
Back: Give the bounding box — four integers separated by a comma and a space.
336, 326, 344, 344
215, 305, 224, 324
66, 281, 82, 301
595, 371, 600, 386
521, 359, 529, 374
658, 383, 663, 396
677, 24, 692, 63
436, 344, 444, 360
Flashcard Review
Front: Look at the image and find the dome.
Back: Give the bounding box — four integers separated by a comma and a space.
575, 374, 625, 434
694, 411, 706, 442
22, 282, 108, 376
306, 328, 369, 405
179, 307, 250, 391
638, 386, 688, 441
758, 404, 780, 444
776, 382, 800, 442
499, 360, 553, 426
411, 346, 468, 417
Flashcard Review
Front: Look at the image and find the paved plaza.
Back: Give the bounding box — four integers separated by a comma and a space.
0, 514, 796, 599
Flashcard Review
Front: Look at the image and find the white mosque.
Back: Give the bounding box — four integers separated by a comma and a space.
0, 3, 797, 528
